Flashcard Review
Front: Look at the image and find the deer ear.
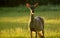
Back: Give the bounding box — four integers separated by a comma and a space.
26, 3, 31, 8
34, 3, 38, 7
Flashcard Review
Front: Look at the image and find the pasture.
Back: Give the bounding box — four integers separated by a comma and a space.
0, 5, 60, 38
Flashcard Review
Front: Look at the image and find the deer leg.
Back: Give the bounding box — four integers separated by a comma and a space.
35, 32, 37, 38
38, 31, 44, 38
42, 30, 45, 38
30, 31, 32, 38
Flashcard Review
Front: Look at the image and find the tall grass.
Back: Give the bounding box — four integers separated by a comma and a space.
0, 5, 60, 38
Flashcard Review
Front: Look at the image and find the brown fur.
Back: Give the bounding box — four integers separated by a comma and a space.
26, 3, 44, 38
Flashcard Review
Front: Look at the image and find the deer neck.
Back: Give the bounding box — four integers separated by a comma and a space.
30, 10, 35, 22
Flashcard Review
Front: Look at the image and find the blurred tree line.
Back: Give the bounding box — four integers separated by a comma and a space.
0, 0, 60, 7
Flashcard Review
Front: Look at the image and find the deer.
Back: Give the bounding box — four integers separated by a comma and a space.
26, 3, 44, 38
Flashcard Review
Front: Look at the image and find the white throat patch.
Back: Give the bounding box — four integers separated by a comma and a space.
30, 10, 34, 14
31, 12, 34, 14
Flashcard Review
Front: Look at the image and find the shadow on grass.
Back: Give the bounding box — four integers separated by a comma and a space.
0, 22, 28, 30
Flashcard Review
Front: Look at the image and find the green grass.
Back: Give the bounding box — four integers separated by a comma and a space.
0, 5, 60, 38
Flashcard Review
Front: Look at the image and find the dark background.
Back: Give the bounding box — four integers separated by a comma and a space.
0, 0, 60, 7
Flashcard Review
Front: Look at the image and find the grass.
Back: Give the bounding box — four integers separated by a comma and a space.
0, 5, 60, 38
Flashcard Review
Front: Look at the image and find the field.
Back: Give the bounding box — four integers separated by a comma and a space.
0, 5, 60, 38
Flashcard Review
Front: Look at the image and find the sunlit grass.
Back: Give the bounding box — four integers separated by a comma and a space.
0, 28, 29, 36
45, 30, 60, 38
0, 17, 60, 38
0, 28, 30, 38
45, 19, 60, 24
0, 17, 60, 24
0, 25, 60, 38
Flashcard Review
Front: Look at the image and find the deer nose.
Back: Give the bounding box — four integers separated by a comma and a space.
32, 10, 34, 13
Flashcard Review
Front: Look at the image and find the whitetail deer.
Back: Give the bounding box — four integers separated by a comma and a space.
26, 3, 44, 38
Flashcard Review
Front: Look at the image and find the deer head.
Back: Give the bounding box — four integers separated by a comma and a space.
26, 3, 38, 13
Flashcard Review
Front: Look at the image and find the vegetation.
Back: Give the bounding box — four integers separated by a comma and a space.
0, 5, 60, 38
